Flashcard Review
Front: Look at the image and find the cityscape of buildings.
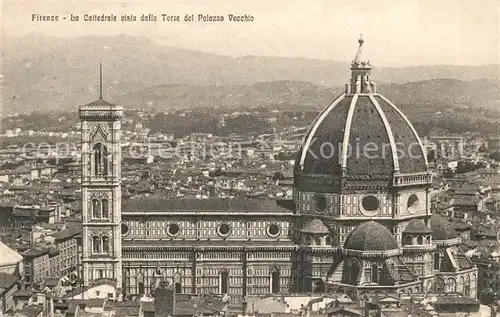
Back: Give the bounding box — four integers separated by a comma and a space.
0, 37, 499, 317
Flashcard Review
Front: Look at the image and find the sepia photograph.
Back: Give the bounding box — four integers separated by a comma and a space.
1, 1, 500, 316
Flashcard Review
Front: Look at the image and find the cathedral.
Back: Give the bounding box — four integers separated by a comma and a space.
79, 37, 477, 305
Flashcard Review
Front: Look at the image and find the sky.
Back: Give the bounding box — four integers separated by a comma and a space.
3, 0, 500, 66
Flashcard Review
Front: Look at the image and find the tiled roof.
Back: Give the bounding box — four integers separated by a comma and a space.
300, 219, 330, 234
19, 304, 43, 317
115, 305, 140, 316
453, 197, 480, 206
430, 214, 458, 241
52, 227, 81, 241
81, 98, 115, 108
22, 247, 49, 259
122, 198, 294, 212
122, 239, 296, 247
404, 219, 432, 234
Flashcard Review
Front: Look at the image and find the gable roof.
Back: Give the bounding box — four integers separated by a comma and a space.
122, 198, 294, 213
0, 240, 23, 267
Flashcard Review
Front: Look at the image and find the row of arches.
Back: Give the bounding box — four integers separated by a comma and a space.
403, 235, 432, 246
303, 235, 333, 246
435, 276, 473, 296
123, 270, 282, 296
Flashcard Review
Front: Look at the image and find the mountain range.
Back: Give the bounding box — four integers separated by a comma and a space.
2, 33, 500, 113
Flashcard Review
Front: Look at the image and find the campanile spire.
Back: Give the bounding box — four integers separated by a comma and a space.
353, 34, 364, 64
345, 35, 376, 95
99, 62, 103, 100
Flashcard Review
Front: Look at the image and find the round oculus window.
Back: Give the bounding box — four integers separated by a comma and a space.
167, 223, 180, 236
267, 224, 281, 237
360, 195, 380, 215
313, 194, 328, 213
217, 223, 231, 237
121, 223, 130, 236
407, 194, 419, 214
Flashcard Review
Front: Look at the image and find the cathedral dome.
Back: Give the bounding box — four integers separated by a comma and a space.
430, 214, 458, 241
404, 219, 432, 234
300, 219, 330, 234
294, 38, 429, 188
344, 221, 399, 252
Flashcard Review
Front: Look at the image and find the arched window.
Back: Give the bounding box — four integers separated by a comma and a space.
465, 276, 471, 296
426, 236, 431, 244
371, 264, 379, 283
314, 237, 322, 246
459, 276, 464, 293
435, 278, 445, 293
219, 271, 229, 294
92, 236, 100, 253
101, 199, 109, 218
417, 236, 424, 245
325, 236, 333, 246
92, 199, 100, 218
404, 235, 413, 245
175, 282, 182, 294
313, 280, 325, 293
102, 236, 109, 253
434, 253, 440, 270
343, 259, 361, 285
446, 278, 456, 292
93, 143, 108, 177
271, 271, 280, 294
304, 235, 312, 245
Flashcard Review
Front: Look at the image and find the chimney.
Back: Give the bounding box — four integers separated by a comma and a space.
154, 281, 175, 317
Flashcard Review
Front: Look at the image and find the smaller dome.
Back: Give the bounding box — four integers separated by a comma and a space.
404, 219, 432, 234
430, 214, 458, 241
301, 219, 330, 234
344, 221, 399, 251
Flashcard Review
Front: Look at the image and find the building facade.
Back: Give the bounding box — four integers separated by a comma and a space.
79, 38, 478, 305
22, 247, 50, 284
53, 228, 81, 284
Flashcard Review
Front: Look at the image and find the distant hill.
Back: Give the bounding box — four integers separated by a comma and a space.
2, 33, 500, 113
116, 79, 500, 111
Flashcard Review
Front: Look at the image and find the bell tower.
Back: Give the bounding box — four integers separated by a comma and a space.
79, 63, 123, 289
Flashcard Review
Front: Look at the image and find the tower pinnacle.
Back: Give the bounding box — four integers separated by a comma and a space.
99, 62, 103, 100
353, 34, 364, 64
345, 36, 376, 94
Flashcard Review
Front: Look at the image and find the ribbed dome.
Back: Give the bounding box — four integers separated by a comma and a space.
344, 221, 399, 251
296, 94, 427, 177
430, 214, 458, 241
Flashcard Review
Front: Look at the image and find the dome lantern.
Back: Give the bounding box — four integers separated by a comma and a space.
347, 35, 375, 94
